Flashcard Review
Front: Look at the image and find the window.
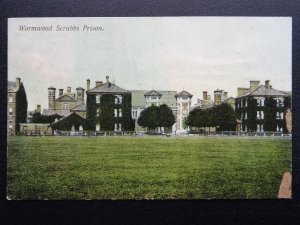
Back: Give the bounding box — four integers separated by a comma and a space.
257, 124, 260, 132
8, 121, 13, 129
245, 112, 247, 119
9, 95, 13, 102
119, 123, 122, 131
119, 109, 122, 117
63, 103, 69, 109
96, 123, 100, 131
114, 109, 118, 117
114, 123, 118, 131
257, 111, 264, 119
96, 108, 100, 117
276, 98, 284, 107
245, 99, 248, 107
96, 94, 101, 104
261, 124, 264, 132
115, 95, 122, 104
9, 108, 13, 115
79, 125, 83, 131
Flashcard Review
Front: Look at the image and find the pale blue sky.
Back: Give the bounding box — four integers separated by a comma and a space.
8, 17, 292, 110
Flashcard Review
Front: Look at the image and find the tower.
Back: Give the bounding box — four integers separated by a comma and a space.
175, 90, 193, 132
76, 87, 85, 105
48, 86, 56, 109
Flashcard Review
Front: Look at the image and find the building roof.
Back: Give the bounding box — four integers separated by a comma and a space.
8, 81, 18, 92
175, 90, 193, 98
42, 109, 72, 117
131, 90, 177, 108
76, 87, 84, 90
55, 94, 77, 102
50, 112, 86, 126
238, 85, 291, 98
87, 82, 130, 94
144, 90, 162, 97
70, 104, 86, 111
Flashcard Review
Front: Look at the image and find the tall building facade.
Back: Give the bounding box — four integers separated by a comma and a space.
8, 77, 28, 134
235, 80, 291, 132
85, 76, 133, 131
175, 90, 193, 132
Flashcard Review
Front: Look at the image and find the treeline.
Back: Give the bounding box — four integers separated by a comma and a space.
186, 103, 237, 131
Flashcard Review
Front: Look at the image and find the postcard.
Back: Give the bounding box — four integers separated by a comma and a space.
7, 17, 292, 200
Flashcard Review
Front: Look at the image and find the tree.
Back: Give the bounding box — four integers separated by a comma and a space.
137, 105, 160, 132
137, 104, 175, 133
29, 112, 62, 123
187, 103, 237, 132
212, 103, 237, 131
158, 104, 176, 130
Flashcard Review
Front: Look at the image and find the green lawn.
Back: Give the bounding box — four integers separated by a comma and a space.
7, 136, 291, 199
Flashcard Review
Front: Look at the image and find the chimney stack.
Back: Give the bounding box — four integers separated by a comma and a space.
224, 92, 228, 99
16, 77, 21, 90
87, 79, 90, 91
106, 76, 109, 83
59, 89, 63, 97
203, 91, 208, 101
67, 87, 71, 95
95, 81, 103, 87
250, 81, 260, 91
36, 104, 41, 113
237, 87, 250, 97
265, 80, 270, 88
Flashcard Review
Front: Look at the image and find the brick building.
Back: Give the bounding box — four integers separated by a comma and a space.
8, 77, 28, 134
235, 80, 291, 133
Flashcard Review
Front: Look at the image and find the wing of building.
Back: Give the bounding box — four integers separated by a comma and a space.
8, 77, 28, 134
235, 80, 291, 133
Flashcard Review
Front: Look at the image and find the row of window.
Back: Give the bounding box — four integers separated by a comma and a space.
240, 111, 284, 120
243, 124, 283, 132
237, 98, 284, 108
96, 108, 122, 118
95, 123, 122, 131
96, 95, 123, 104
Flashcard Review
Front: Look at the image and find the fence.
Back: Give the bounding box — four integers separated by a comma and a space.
188, 130, 290, 136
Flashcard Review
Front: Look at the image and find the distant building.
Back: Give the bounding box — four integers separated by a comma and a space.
44, 85, 85, 118
8, 77, 28, 134
235, 80, 291, 133
131, 90, 177, 132
175, 90, 193, 132
85, 76, 133, 131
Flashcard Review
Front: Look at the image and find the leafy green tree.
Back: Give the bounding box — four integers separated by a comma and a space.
29, 112, 62, 123
212, 103, 237, 131
137, 105, 160, 132
158, 104, 176, 130
138, 104, 175, 133
187, 103, 237, 132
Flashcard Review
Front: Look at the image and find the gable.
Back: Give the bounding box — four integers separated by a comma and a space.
55, 94, 76, 102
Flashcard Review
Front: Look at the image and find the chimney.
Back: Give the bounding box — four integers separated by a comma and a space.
16, 77, 21, 89
265, 80, 270, 88
203, 91, 208, 101
250, 81, 260, 91
67, 87, 71, 95
36, 104, 41, 113
224, 92, 228, 99
95, 81, 103, 87
59, 89, 63, 97
106, 76, 109, 83
237, 88, 250, 97
87, 79, 90, 91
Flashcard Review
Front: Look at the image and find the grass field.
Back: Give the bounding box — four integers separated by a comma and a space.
7, 136, 291, 199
